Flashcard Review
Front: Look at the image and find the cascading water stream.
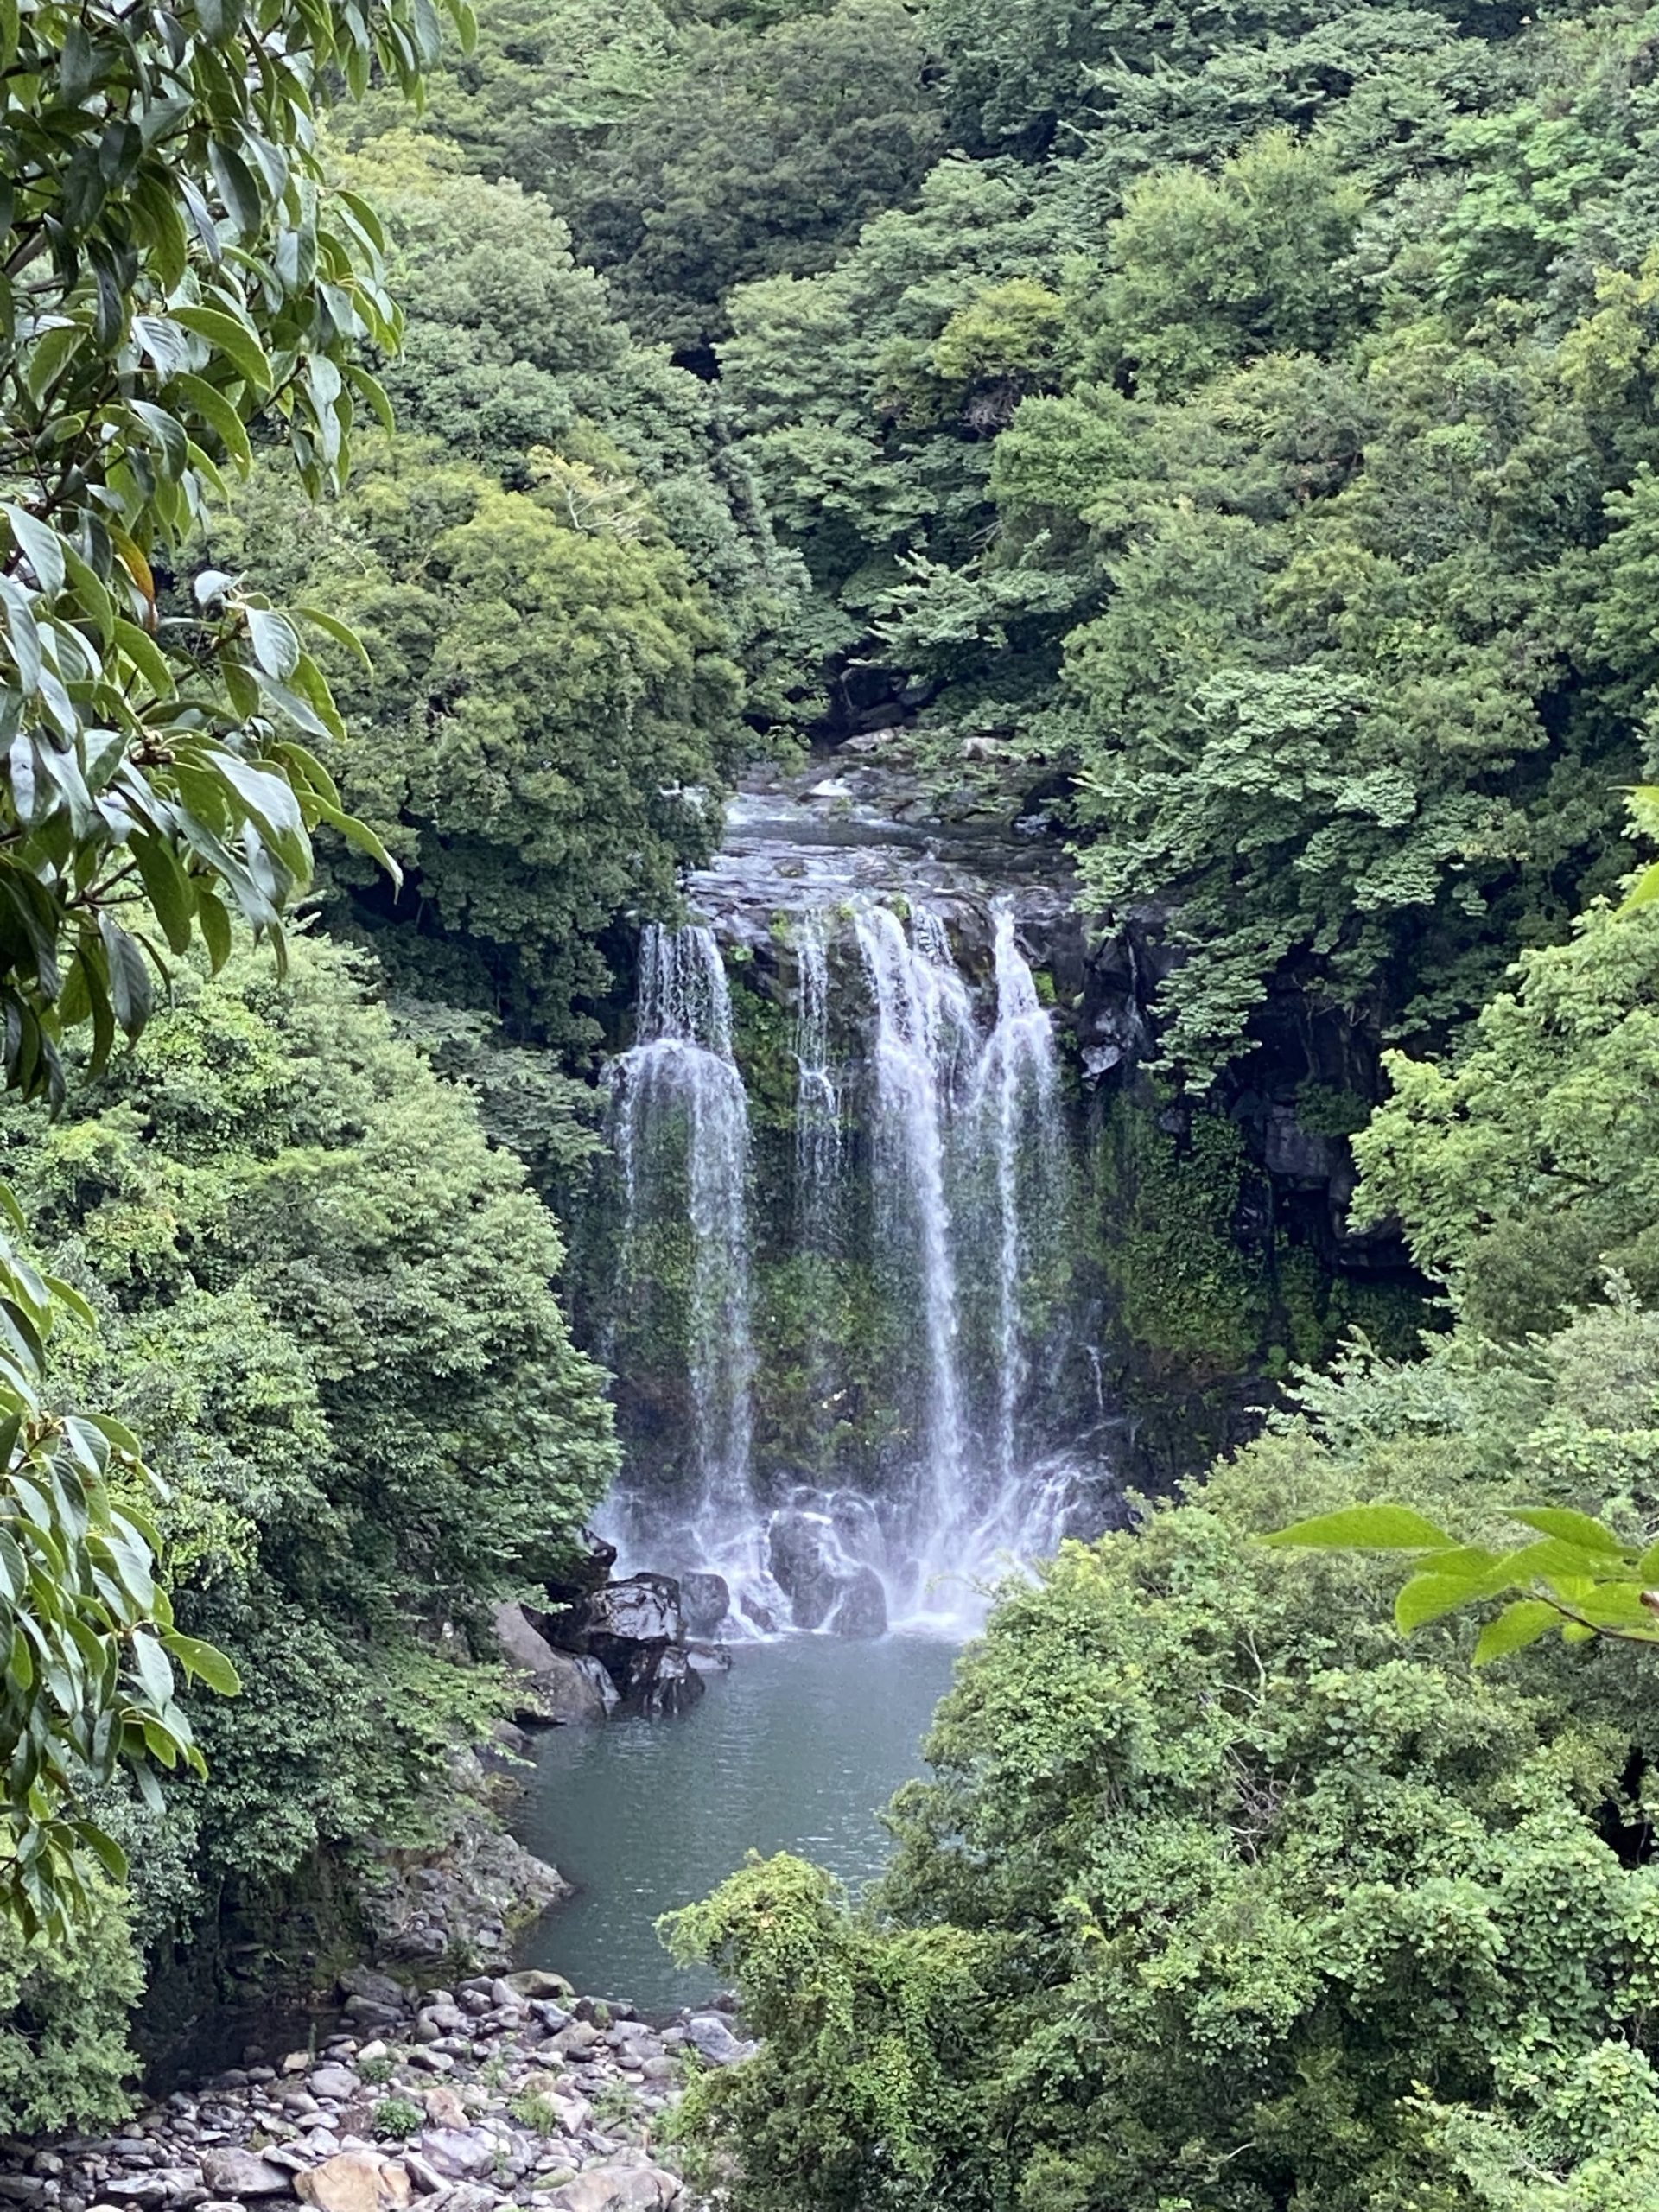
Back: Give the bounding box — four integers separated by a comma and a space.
852, 904, 974, 1536
972, 902, 1064, 1493
608, 924, 755, 1517
793, 913, 839, 1244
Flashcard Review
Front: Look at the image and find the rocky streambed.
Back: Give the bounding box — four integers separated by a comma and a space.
0, 1967, 745, 2212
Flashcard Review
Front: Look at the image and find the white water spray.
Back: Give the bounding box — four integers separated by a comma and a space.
793, 913, 839, 1245
609, 925, 755, 1516
609, 899, 1092, 1638
972, 903, 1063, 1491
853, 904, 975, 1531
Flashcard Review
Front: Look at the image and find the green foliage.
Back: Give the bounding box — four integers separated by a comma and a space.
215, 443, 744, 1045
372, 2096, 426, 2139
1084, 129, 1366, 399
0, 1194, 240, 1940
675, 1411, 1659, 2210
565, 0, 944, 352
342, 0, 680, 200
510, 2090, 565, 2133
1353, 899, 1659, 1338
664, 1853, 990, 2210
640, 3, 1659, 1087
4, 932, 616, 1951
1269, 1500, 1659, 1656
0, 0, 462, 1107
0, 1878, 141, 2133
0, 0, 474, 1952
1095, 1097, 1269, 1370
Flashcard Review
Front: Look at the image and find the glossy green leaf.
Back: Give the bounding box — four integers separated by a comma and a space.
160, 1632, 242, 1697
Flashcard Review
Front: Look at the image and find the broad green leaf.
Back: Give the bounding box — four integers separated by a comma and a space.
129, 1630, 174, 1708
171, 374, 253, 469
195, 887, 232, 972
77, 1821, 128, 1884
1570, 1582, 1659, 1634
96, 916, 153, 1039
112, 617, 175, 699
1507, 1510, 1631, 1557
171, 307, 273, 396
22, 321, 85, 405
160, 1632, 242, 1697
1395, 1570, 1494, 1635
1473, 1600, 1561, 1667
40, 1276, 97, 1330
245, 607, 302, 681
3, 505, 66, 601
129, 830, 197, 956
1265, 1505, 1457, 1553
296, 605, 373, 672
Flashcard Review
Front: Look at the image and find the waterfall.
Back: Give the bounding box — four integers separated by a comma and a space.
609, 924, 755, 1515
972, 903, 1064, 1491
793, 914, 839, 1244
606, 896, 1093, 1639
852, 904, 975, 1532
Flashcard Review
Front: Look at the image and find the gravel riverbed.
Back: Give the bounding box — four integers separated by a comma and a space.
0, 1967, 747, 2212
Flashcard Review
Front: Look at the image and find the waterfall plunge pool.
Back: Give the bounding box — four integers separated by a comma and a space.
512, 1634, 959, 2011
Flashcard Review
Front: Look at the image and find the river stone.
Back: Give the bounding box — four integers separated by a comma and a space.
542, 2164, 680, 2212
828, 1565, 887, 1638
416, 2086, 465, 2132
198, 2151, 290, 2199
682, 2012, 752, 2067
492, 1607, 611, 1723
585, 1575, 682, 1647
293, 2158, 382, 2212
413, 2133, 494, 2184
630, 1643, 703, 1716
766, 1509, 860, 1630
339, 1967, 406, 2012
506, 1969, 574, 2002
432, 2190, 503, 2212
677, 1573, 728, 1636
308, 2067, 359, 2103
97, 2182, 177, 2208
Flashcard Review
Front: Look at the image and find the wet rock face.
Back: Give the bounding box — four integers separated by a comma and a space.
677, 1573, 729, 1637
355, 1827, 569, 1973
582, 1577, 683, 1651
537, 1577, 705, 1718
766, 1510, 887, 1637
827, 1567, 887, 1640
5, 1967, 717, 2212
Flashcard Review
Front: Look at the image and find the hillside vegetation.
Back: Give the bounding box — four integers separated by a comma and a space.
4, 5, 1659, 2199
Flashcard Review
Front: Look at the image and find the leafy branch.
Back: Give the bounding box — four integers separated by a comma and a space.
1266, 1503, 1659, 1663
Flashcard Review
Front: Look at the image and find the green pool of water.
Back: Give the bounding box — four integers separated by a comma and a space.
512, 1634, 960, 2011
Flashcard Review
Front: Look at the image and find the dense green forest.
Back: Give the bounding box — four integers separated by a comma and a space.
6, 1, 1659, 2209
